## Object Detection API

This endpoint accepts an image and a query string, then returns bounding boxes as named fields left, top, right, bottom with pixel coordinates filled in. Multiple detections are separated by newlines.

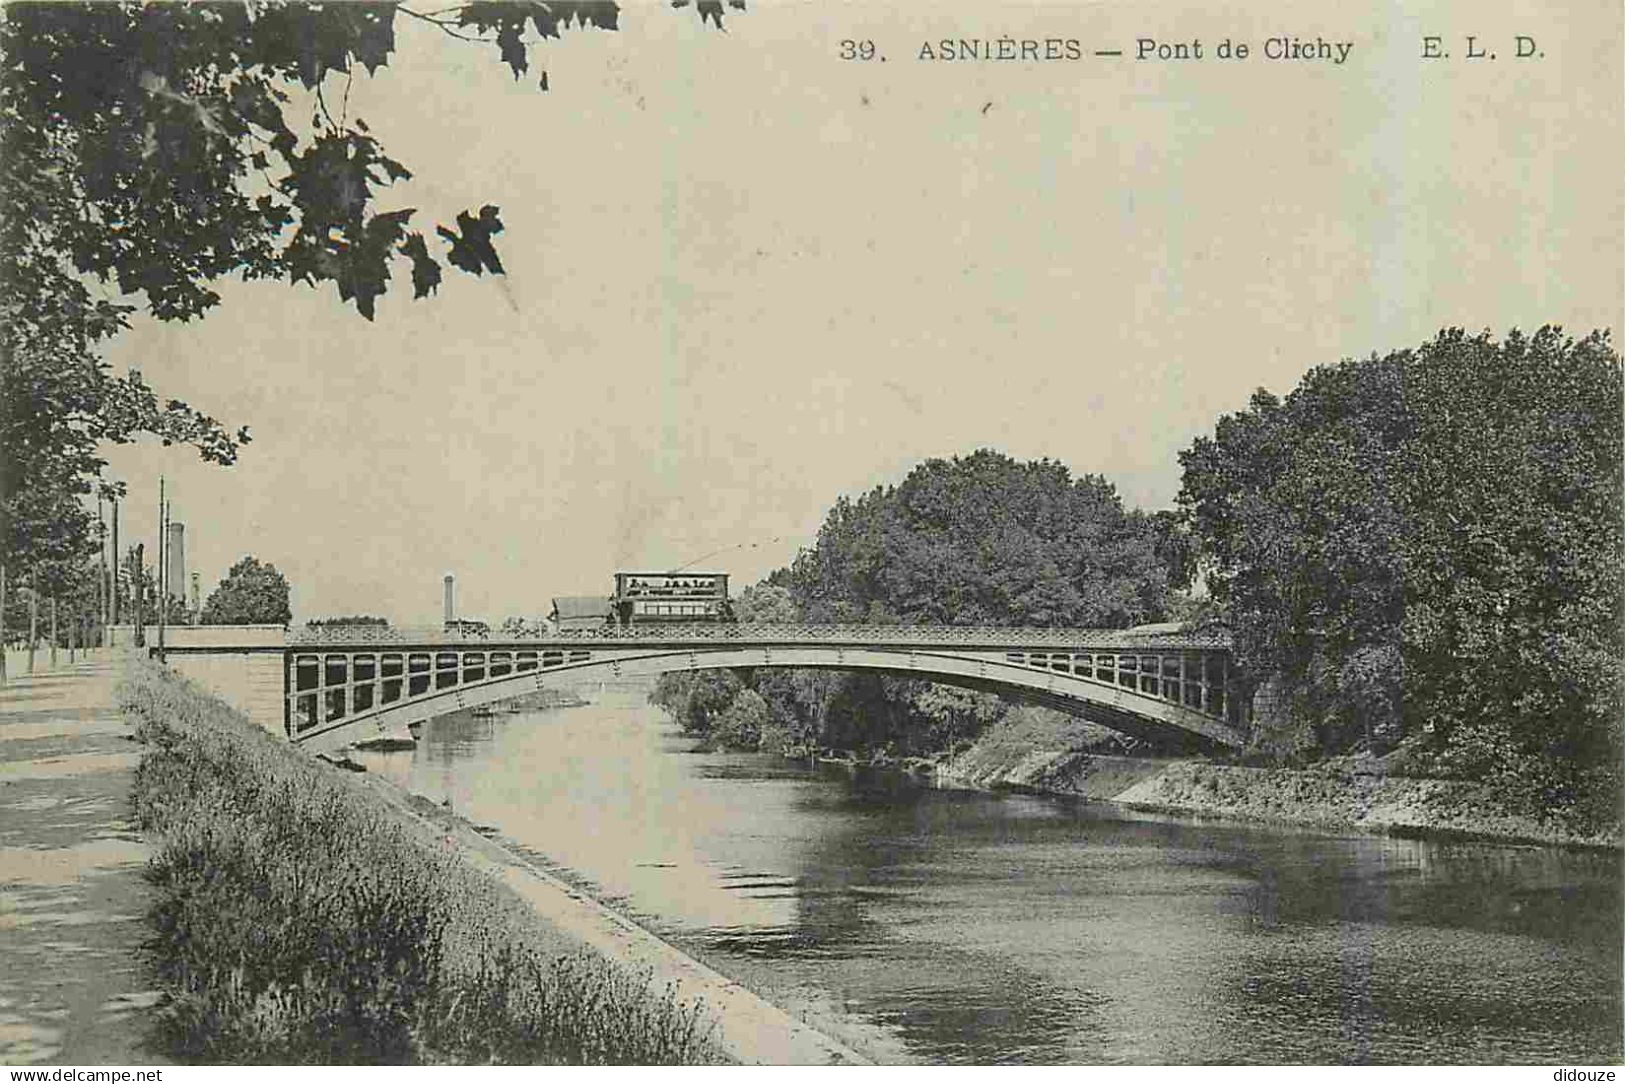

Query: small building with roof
left=549, top=595, right=611, bottom=632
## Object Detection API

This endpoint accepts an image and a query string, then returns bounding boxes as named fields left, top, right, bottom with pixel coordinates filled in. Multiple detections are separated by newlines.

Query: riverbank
left=119, top=660, right=863, bottom=1064
left=936, top=709, right=1621, bottom=850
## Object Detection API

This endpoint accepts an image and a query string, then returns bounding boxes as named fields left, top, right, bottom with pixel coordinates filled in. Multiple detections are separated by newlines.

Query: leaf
left=673, top=0, right=745, bottom=27
left=399, top=233, right=443, bottom=299
left=496, top=20, right=527, bottom=77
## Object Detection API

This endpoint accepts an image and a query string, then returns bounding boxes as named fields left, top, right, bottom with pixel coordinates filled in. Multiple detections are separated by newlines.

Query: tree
left=1, top=1, right=742, bottom=584
left=306, top=614, right=389, bottom=627
left=732, top=582, right=797, bottom=623
left=1178, top=327, right=1621, bottom=827
left=788, top=449, right=1170, bottom=627
left=201, top=556, right=292, bottom=625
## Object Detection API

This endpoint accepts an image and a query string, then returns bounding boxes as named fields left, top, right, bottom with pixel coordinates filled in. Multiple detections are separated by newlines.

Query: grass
left=120, top=659, right=727, bottom=1065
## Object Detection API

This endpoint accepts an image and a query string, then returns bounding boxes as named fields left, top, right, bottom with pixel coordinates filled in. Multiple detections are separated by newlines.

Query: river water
left=356, top=690, right=1623, bottom=1064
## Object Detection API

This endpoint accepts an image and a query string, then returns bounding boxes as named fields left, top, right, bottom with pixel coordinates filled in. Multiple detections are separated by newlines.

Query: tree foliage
left=1179, top=327, right=1622, bottom=825
left=788, top=449, right=1170, bottom=627
left=201, top=555, right=292, bottom=625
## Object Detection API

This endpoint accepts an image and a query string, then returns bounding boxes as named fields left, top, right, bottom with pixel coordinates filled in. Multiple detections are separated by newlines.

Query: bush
left=122, top=660, right=726, bottom=1065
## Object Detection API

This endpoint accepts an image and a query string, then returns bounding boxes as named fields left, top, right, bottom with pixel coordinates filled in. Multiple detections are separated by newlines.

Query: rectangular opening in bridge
left=353, top=684, right=374, bottom=712
left=490, top=652, right=512, bottom=677
left=325, top=655, right=347, bottom=688
left=1093, top=653, right=1113, bottom=682
left=435, top=652, right=459, bottom=689
left=1162, top=656, right=1181, bottom=700
left=462, top=652, right=485, bottom=683
left=1184, top=654, right=1203, bottom=708
left=1117, top=655, right=1137, bottom=688
left=568, top=651, right=589, bottom=663
left=516, top=651, right=537, bottom=672
left=295, top=655, right=319, bottom=692
left=1140, top=656, right=1159, bottom=695
left=1050, top=656, right=1071, bottom=673
left=1075, top=653, right=1094, bottom=678
left=542, top=651, right=563, bottom=668
left=381, top=654, right=404, bottom=703
left=408, top=653, right=431, bottom=697
left=354, top=654, right=376, bottom=683
left=294, top=693, right=318, bottom=732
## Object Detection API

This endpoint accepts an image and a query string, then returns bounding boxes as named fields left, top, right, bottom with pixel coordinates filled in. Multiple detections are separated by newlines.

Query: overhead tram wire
left=666, top=534, right=792, bottom=575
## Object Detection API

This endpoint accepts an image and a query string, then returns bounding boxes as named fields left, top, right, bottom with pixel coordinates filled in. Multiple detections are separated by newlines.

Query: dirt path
left=0, top=654, right=162, bottom=1066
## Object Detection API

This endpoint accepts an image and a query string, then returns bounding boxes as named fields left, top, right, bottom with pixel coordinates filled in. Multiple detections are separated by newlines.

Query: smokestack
left=443, top=574, right=455, bottom=625
left=165, top=521, right=186, bottom=601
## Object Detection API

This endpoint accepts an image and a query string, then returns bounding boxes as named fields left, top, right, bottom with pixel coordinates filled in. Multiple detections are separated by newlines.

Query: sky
left=96, top=0, right=1623, bottom=624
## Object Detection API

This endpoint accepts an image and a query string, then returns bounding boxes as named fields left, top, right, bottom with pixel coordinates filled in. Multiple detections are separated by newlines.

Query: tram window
left=490, top=652, right=512, bottom=677
left=295, top=656, right=320, bottom=692
left=325, top=688, right=346, bottom=721
left=463, top=652, right=486, bottom=683
left=325, top=655, right=347, bottom=687
left=295, top=694, right=318, bottom=732
left=542, top=651, right=563, bottom=668
left=353, top=685, right=375, bottom=712
left=517, top=652, right=538, bottom=672
left=436, top=652, right=459, bottom=689
left=354, top=654, right=377, bottom=682
left=381, top=654, right=404, bottom=679
left=382, top=679, right=403, bottom=704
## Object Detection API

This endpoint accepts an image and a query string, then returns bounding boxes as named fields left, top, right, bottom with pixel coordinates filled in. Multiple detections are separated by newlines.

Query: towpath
left=0, top=653, right=161, bottom=1066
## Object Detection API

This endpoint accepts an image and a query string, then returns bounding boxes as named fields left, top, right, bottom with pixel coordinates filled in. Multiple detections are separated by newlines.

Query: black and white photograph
left=1, top=0, right=1620, bottom=1071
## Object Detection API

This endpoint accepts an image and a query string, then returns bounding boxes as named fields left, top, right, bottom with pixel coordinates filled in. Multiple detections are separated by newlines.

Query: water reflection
left=357, top=697, right=1622, bottom=1065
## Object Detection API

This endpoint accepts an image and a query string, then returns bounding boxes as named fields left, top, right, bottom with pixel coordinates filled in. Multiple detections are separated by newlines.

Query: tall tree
left=789, top=449, right=1170, bottom=628
left=1178, top=327, right=1622, bottom=826
left=201, top=555, right=292, bottom=625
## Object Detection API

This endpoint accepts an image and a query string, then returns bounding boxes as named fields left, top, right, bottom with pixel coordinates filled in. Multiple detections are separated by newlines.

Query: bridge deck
left=282, top=622, right=1229, bottom=650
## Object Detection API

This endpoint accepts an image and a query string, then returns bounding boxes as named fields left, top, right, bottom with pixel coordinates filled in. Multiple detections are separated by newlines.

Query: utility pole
left=49, top=596, right=57, bottom=669
left=1, top=563, right=7, bottom=686
left=133, top=543, right=145, bottom=649
left=110, top=496, right=120, bottom=645
left=157, top=478, right=166, bottom=663
left=28, top=570, right=37, bottom=673
left=97, top=498, right=106, bottom=650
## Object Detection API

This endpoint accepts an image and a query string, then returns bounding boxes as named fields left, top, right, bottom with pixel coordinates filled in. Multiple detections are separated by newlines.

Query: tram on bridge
left=611, top=571, right=732, bottom=627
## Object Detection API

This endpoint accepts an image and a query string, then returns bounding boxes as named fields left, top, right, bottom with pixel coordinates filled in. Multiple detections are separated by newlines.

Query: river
left=355, top=689, right=1623, bottom=1065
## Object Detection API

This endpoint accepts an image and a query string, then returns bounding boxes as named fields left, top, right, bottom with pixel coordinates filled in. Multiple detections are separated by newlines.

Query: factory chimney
left=443, top=574, right=455, bottom=625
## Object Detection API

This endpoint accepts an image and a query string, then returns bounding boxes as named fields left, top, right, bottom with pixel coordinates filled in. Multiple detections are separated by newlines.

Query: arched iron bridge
left=249, top=623, right=1248, bottom=753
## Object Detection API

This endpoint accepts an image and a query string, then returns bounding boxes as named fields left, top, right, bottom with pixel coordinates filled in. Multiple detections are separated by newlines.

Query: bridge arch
left=285, top=635, right=1246, bottom=754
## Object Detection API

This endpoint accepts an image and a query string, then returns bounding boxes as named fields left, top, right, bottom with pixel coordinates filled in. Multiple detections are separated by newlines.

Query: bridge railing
left=286, top=622, right=1229, bottom=650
